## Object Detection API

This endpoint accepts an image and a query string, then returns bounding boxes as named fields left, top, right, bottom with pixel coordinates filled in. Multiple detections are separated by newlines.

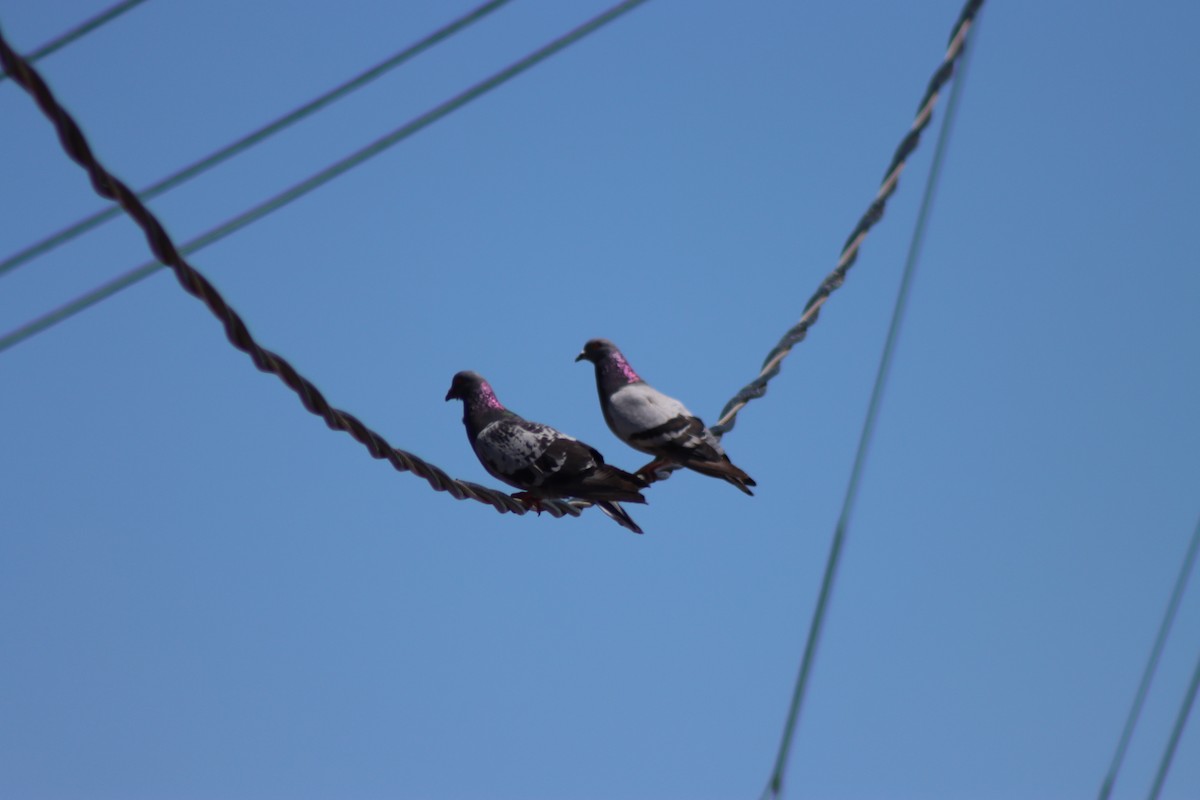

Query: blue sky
left=2, top=1, right=1199, bottom=798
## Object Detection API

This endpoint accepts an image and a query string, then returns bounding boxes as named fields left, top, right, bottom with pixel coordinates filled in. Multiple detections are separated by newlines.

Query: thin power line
left=1147, top=640, right=1200, bottom=800
left=0, top=1, right=650, bottom=522
left=0, top=0, right=513, bottom=279
left=0, top=0, right=149, bottom=84
left=0, top=0, right=650, bottom=354
left=711, top=0, right=983, bottom=439
left=760, top=7, right=980, bottom=798
left=1099, top=515, right=1200, bottom=800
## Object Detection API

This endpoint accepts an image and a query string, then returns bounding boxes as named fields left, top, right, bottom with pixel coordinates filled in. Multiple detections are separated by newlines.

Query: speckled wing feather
left=447, top=370, right=647, bottom=532
left=475, top=417, right=644, bottom=503
left=473, top=417, right=573, bottom=489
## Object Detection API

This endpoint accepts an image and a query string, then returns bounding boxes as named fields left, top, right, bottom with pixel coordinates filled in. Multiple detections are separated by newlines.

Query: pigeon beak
left=574, top=351, right=587, bottom=363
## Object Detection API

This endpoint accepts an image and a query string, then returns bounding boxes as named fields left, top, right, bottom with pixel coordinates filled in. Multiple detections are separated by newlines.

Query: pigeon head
left=575, top=338, right=619, bottom=364
left=446, top=371, right=506, bottom=443
left=445, top=371, right=502, bottom=408
left=576, top=338, right=641, bottom=387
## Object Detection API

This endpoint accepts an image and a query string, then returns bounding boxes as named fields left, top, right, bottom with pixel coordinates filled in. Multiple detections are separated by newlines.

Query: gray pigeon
left=445, top=370, right=647, bottom=534
left=576, top=339, right=756, bottom=496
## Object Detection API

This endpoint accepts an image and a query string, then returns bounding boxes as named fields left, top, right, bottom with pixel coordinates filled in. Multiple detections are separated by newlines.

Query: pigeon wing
left=609, top=383, right=724, bottom=460
left=473, top=418, right=573, bottom=490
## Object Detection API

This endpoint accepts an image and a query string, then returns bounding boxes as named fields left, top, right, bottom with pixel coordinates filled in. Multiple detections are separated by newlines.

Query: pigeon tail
left=574, top=463, right=648, bottom=504
left=683, top=457, right=756, bottom=496
left=595, top=501, right=644, bottom=534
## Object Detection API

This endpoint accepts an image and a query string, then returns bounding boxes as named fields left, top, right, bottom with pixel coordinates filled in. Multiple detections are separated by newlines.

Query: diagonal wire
left=636, top=0, right=980, bottom=493
left=1146, top=638, right=1200, bottom=800
left=0, top=1, right=653, bottom=522
left=1098, top=515, right=1200, bottom=800
left=0, top=0, right=650, bottom=355
left=760, top=6, right=980, bottom=798
left=0, top=0, right=149, bottom=84
left=0, top=0, right=512, bottom=279
left=711, top=0, right=984, bottom=439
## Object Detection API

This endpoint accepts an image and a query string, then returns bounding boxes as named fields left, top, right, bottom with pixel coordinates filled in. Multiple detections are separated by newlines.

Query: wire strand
left=0, top=0, right=513, bottom=279
left=0, top=0, right=148, bottom=84
left=760, top=5, right=980, bottom=797
left=711, top=0, right=983, bottom=439
left=1146, top=638, right=1200, bottom=800
left=0, top=2, right=653, bottom=523
left=0, top=0, right=650, bottom=355
left=1099, top=515, right=1200, bottom=800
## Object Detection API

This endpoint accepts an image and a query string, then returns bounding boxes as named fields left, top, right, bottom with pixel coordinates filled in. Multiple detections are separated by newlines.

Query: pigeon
left=445, top=370, right=647, bottom=534
left=576, top=338, right=756, bottom=496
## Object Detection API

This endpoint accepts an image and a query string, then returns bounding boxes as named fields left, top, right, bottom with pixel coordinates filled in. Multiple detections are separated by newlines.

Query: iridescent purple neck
left=472, top=381, right=505, bottom=411
left=612, top=351, right=641, bottom=382
left=602, top=351, right=642, bottom=386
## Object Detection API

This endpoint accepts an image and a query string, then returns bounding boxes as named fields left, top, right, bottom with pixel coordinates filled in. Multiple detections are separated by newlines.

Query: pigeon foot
left=512, top=491, right=545, bottom=514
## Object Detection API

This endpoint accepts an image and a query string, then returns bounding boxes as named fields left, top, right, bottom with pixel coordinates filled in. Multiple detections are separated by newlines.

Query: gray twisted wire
left=754, top=4, right=981, bottom=797
left=710, top=0, right=983, bottom=437
left=0, top=25, right=586, bottom=523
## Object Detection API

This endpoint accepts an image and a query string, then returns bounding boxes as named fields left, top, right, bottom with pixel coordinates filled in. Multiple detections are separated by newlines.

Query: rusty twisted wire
left=710, top=0, right=983, bottom=437
left=0, top=0, right=148, bottom=84
left=0, top=25, right=585, bottom=522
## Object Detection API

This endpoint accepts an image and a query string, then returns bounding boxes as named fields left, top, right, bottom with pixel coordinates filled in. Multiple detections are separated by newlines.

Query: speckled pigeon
left=576, top=339, right=756, bottom=496
left=445, top=370, right=647, bottom=534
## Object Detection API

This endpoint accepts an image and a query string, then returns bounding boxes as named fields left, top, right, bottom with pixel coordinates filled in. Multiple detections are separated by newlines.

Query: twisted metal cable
left=0, top=0, right=513, bottom=279
left=710, top=0, right=984, bottom=437
left=626, top=0, right=985, bottom=491
left=760, top=3, right=981, bottom=797
left=0, top=0, right=149, bottom=84
left=0, top=22, right=595, bottom=523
